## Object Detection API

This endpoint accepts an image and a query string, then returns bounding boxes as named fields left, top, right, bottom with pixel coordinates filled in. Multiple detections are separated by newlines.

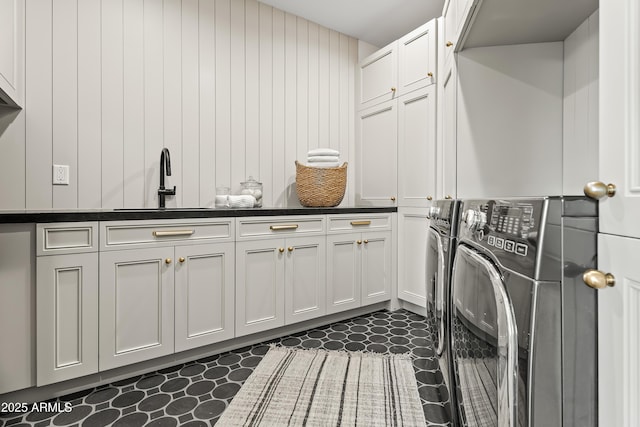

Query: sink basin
left=114, top=207, right=213, bottom=211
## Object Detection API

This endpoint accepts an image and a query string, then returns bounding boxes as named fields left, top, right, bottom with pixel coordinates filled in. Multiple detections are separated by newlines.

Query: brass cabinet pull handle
left=583, top=182, right=616, bottom=200
left=445, top=195, right=452, bottom=199
left=364, top=239, right=369, bottom=244
left=165, top=258, right=172, bottom=264
left=357, top=240, right=362, bottom=245
left=583, top=269, right=615, bottom=289
left=391, top=87, right=396, bottom=92
left=288, top=247, right=294, bottom=252
left=391, top=197, right=396, bottom=201
left=179, top=257, right=185, bottom=263
left=270, top=224, right=299, bottom=231
left=279, top=248, right=285, bottom=253
left=446, top=41, right=453, bottom=47
left=153, top=230, right=195, bottom=237
left=351, top=220, right=371, bottom=226
left=428, top=72, right=433, bottom=77
left=427, top=196, right=433, bottom=200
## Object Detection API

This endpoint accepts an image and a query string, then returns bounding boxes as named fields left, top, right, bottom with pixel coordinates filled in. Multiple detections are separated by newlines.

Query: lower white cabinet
left=236, top=235, right=326, bottom=337
left=397, top=208, right=429, bottom=307
left=327, top=231, right=392, bottom=313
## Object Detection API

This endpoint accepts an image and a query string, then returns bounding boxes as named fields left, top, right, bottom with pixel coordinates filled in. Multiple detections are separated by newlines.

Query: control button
left=478, top=230, right=485, bottom=241
left=495, top=238, right=504, bottom=249
left=505, top=240, right=515, bottom=252
left=487, top=235, right=496, bottom=246
left=516, top=243, right=528, bottom=256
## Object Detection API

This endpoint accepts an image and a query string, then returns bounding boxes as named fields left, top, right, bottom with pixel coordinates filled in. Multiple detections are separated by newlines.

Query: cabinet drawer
left=37, top=222, right=98, bottom=256
left=101, top=218, right=233, bottom=250
left=327, top=214, right=392, bottom=233
left=236, top=216, right=325, bottom=240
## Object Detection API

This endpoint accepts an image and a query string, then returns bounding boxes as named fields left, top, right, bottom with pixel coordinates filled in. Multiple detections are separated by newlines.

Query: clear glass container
left=240, top=176, right=263, bottom=207
left=215, top=186, right=230, bottom=208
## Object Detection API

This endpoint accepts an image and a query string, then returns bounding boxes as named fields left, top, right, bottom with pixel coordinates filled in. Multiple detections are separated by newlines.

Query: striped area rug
left=218, top=346, right=426, bottom=426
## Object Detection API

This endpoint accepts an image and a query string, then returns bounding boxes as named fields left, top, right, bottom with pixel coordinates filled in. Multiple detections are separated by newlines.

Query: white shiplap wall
left=7, top=0, right=357, bottom=210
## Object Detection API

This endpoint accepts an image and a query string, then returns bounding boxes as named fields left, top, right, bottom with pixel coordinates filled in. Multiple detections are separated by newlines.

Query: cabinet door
left=398, top=19, right=437, bottom=95
left=443, top=0, right=457, bottom=62
left=398, top=86, right=437, bottom=207
left=326, top=234, right=362, bottom=314
left=175, top=242, right=234, bottom=352
left=357, top=100, right=398, bottom=206
left=438, top=57, right=457, bottom=200
left=361, top=231, right=392, bottom=305
left=284, top=236, right=326, bottom=325
left=358, top=41, right=397, bottom=110
left=36, top=253, right=98, bottom=386
left=99, top=247, right=174, bottom=371
left=0, top=0, right=23, bottom=107
left=236, top=239, right=285, bottom=337
left=397, top=209, right=428, bottom=307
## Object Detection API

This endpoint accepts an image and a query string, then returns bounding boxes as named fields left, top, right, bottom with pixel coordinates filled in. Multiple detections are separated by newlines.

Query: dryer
left=450, top=197, right=598, bottom=427
left=426, top=199, right=460, bottom=424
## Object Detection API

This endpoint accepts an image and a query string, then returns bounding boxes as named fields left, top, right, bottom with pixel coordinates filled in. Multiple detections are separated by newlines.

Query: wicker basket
left=295, top=161, right=347, bottom=207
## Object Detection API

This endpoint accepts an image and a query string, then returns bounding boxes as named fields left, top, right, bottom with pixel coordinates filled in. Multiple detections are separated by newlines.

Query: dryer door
left=451, top=245, right=518, bottom=427
left=426, top=227, right=447, bottom=355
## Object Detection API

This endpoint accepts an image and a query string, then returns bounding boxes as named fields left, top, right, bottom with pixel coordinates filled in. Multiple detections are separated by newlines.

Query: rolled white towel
left=306, top=161, right=341, bottom=168
left=228, top=194, right=255, bottom=208
left=308, top=148, right=339, bottom=157
left=307, top=155, right=340, bottom=163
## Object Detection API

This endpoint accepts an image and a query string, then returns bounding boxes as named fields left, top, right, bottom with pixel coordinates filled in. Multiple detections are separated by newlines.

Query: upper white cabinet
left=442, top=0, right=480, bottom=57
left=358, top=41, right=398, bottom=110
left=438, top=55, right=457, bottom=200
left=398, top=20, right=437, bottom=96
left=0, top=0, right=24, bottom=108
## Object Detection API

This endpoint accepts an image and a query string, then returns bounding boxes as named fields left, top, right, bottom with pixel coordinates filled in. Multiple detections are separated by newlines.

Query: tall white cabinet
left=0, top=0, right=23, bottom=108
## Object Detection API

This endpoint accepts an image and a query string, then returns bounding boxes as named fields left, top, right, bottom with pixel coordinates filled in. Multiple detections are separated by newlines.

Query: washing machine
left=425, top=199, right=460, bottom=424
left=450, top=197, right=598, bottom=427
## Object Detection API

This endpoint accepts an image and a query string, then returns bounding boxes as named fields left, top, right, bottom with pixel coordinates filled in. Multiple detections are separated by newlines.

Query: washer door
left=426, top=227, right=446, bottom=355
left=451, top=245, right=518, bottom=427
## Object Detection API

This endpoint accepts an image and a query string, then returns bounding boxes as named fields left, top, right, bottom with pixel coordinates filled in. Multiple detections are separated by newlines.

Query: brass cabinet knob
left=583, top=269, right=615, bottom=289
left=428, top=72, right=434, bottom=77
left=279, top=248, right=285, bottom=253
left=357, top=240, right=362, bottom=245
left=427, top=196, right=433, bottom=200
left=165, top=258, right=172, bottom=264
left=391, top=87, right=396, bottom=92
left=584, top=181, right=616, bottom=200
left=446, top=41, right=453, bottom=47
left=364, top=239, right=369, bottom=244
left=391, top=196, right=396, bottom=201
left=445, top=195, right=452, bottom=199
left=179, top=257, right=185, bottom=263
left=288, top=247, right=294, bottom=252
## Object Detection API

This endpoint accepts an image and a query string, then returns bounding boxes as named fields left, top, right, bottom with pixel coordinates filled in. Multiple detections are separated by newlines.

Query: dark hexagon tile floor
left=0, top=309, right=451, bottom=427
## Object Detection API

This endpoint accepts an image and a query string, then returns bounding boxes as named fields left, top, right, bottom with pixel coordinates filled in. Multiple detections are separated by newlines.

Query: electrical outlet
left=53, top=165, right=69, bottom=185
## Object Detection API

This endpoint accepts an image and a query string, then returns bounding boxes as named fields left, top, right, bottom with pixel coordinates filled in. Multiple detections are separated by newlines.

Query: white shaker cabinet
left=356, top=100, right=398, bottom=206
left=284, top=236, right=326, bottom=325
left=360, top=231, right=392, bottom=305
left=326, top=234, right=362, bottom=314
left=397, top=208, right=429, bottom=307
left=36, top=222, right=99, bottom=386
left=438, top=56, right=458, bottom=200
left=0, top=0, right=23, bottom=108
left=397, top=86, right=437, bottom=207
left=358, top=41, right=398, bottom=110
left=398, top=19, right=437, bottom=96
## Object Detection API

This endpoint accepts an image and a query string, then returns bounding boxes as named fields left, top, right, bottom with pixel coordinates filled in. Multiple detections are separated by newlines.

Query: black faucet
left=158, top=148, right=176, bottom=208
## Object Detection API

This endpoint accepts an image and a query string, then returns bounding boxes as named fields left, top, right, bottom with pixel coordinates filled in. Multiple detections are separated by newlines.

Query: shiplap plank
left=245, top=0, right=260, bottom=183
left=284, top=13, right=297, bottom=205
left=230, top=0, right=245, bottom=194
left=308, top=22, right=319, bottom=151
left=215, top=0, right=231, bottom=191
left=199, top=0, right=216, bottom=207
left=77, top=0, right=102, bottom=209
left=259, top=3, right=273, bottom=207
left=339, top=33, right=349, bottom=170
left=52, top=0, right=78, bottom=209
left=182, top=0, right=200, bottom=206
left=328, top=30, right=340, bottom=152
left=272, top=8, right=286, bottom=206
left=25, top=0, right=53, bottom=209
left=318, top=25, right=330, bottom=150
left=163, top=0, right=182, bottom=208
left=101, top=0, right=124, bottom=209
left=143, top=0, right=164, bottom=207
left=123, top=0, right=145, bottom=208
left=296, top=17, right=309, bottom=164
left=348, top=37, right=357, bottom=204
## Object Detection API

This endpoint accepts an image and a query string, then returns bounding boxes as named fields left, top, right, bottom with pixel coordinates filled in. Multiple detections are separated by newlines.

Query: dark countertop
left=0, top=206, right=397, bottom=224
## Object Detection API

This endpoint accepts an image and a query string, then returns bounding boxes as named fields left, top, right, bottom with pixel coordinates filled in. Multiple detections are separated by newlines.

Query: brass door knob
left=364, top=239, right=369, bottom=244
left=584, top=181, right=616, bottom=200
left=357, top=240, right=362, bottom=245
left=288, top=247, right=294, bottom=252
left=427, top=196, right=433, bottom=201
left=428, top=72, right=434, bottom=78
left=279, top=248, right=285, bottom=253
left=165, top=258, right=172, bottom=264
left=391, top=87, right=396, bottom=92
left=445, top=195, right=452, bottom=199
left=391, top=196, right=396, bottom=201
left=179, top=257, right=185, bottom=263
left=583, top=269, right=615, bottom=289
left=446, top=41, right=453, bottom=47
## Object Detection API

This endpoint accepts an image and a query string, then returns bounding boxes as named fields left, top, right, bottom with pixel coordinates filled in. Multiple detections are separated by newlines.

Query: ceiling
left=257, top=0, right=445, bottom=48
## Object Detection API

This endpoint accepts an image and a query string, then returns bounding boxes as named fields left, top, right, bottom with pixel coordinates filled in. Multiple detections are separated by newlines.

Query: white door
left=439, top=56, right=457, bottom=200
left=598, top=1, right=640, bottom=425
left=174, top=242, right=234, bottom=352
left=358, top=41, right=397, bottom=110
left=284, top=236, right=326, bottom=325
left=99, top=247, right=174, bottom=371
left=361, top=231, right=392, bottom=305
left=357, top=100, right=398, bottom=206
left=397, top=86, right=437, bottom=207
left=398, top=19, right=436, bottom=95
left=235, top=239, right=285, bottom=337
left=397, top=208, right=428, bottom=307
left=326, top=234, right=361, bottom=314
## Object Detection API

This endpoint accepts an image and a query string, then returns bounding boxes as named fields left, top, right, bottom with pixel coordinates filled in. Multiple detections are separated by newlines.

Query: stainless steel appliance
left=450, top=197, right=597, bottom=427
left=426, top=199, right=460, bottom=424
